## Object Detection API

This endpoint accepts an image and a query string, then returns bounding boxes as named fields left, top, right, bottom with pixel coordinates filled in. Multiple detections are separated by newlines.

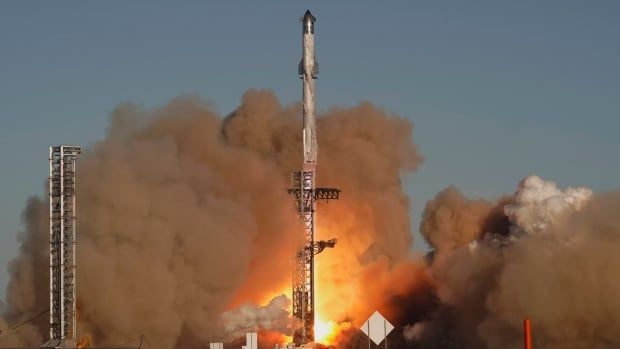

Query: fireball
left=314, top=315, right=338, bottom=344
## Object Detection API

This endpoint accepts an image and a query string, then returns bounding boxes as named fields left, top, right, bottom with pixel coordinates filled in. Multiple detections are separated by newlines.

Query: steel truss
left=289, top=170, right=339, bottom=345
left=44, top=146, right=82, bottom=349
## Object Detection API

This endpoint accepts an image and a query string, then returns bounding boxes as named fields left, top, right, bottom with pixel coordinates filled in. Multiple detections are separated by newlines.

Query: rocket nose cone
left=301, top=10, right=316, bottom=34
left=303, top=10, right=316, bottom=23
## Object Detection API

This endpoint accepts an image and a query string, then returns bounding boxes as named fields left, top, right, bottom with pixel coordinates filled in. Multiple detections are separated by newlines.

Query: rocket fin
left=312, top=59, right=319, bottom=78
left=298, top=60, right=303, bottom=76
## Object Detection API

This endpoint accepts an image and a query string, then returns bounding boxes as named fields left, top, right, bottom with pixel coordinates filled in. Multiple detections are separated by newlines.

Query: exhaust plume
left=2, top=85, right=617, bottom=349
left=414, top=176, right=620, bottom=349
left=0, top=89, right=422, bottom=348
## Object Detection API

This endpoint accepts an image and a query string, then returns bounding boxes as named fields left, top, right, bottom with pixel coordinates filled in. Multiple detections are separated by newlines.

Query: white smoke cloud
left=504, top=175, right=593, bottom=235
left=220, top=295, right=291, bottom=339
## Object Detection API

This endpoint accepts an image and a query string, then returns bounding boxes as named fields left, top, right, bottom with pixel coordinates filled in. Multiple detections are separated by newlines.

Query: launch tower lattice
left=288, top=173, right=339, bottom=345
left=44, top=145, right=82, bottom=348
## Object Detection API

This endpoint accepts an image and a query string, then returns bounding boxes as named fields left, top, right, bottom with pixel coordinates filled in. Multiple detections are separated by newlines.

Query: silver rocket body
left=299, top=10, right=318, bottom=166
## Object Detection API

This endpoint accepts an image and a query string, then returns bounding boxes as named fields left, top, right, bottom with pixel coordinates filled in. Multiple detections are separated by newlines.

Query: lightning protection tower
left=43, top=145, right=82, bottom=349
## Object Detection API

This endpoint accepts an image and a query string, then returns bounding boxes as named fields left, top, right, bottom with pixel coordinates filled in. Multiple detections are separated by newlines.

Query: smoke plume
left=221, top=295, right=291, bottom=340
left=0, top=89, right=422, bottom=348
left=420, top=186, right=511, bottom=252
left=413, top=176, right=620, bottom=349
left=4, top=86, right=617, bottom=349
left=504, top=175, right=593, bottom=235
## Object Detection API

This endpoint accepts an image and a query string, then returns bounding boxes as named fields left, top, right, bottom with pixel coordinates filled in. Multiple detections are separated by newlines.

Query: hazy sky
left=1, top=1, right=619, bottom=296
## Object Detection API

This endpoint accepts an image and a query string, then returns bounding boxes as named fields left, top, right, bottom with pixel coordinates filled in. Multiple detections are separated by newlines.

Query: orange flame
left=314, top=315, right=352, bottom=345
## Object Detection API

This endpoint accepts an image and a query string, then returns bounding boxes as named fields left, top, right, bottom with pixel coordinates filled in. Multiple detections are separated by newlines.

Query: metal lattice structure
left=44, top=145, right=82, bottom=348
left=289, top=10, right=340, bottom=346
left=289, top=172, right=339, bottom=345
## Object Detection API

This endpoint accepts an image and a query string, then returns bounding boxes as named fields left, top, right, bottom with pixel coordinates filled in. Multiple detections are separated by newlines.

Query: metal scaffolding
left=289, top=171, right=339, bottom=345
left=44, top=145, right=82, bottom=349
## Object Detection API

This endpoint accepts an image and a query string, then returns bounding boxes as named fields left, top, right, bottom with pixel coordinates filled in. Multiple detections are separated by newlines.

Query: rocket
left=290, top=10, right=340, bottom=345
left=299, top=10, right=318, bottom=166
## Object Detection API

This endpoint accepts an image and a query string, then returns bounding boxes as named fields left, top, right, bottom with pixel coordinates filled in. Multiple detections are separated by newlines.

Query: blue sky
left=1, top=1, right=619, bottom=296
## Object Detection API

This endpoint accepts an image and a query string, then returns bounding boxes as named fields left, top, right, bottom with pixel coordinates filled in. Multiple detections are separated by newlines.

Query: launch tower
left=44, top=145, right=82, bottom=348
left=288, top=10, right=340, bottom=345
